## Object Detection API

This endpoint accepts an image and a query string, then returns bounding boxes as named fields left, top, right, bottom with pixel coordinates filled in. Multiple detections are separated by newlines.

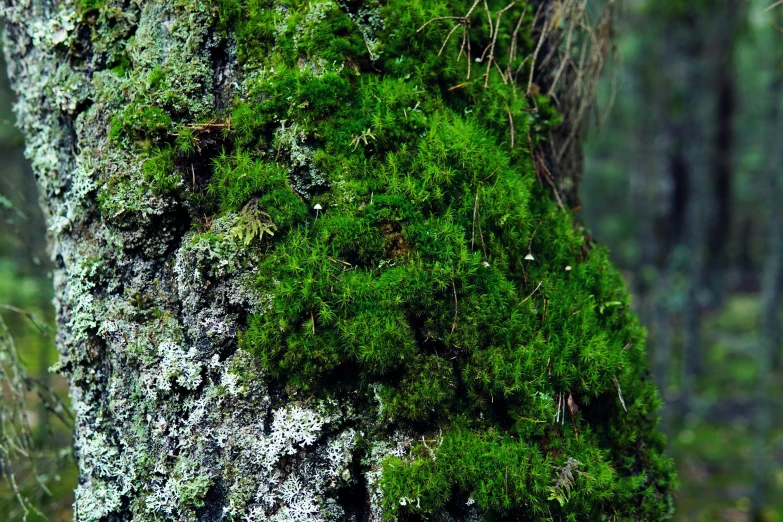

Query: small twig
left=506, top=104, right=515, bottom=149
left=526, top=3, right=548, bottom=94
left=479, top=166, right=502, bottom=183
left=527, top=218, right=541, bottom=255
left=466, top=27, right=473, bottom=79
left=480, top=0, right=518, bottom=87
left=469, top=185, right=488, bottom=259
left=477, top=214, right=487, bottom=260
left=517, top=416, right=546, bottom=423
left=448, top=82, right=472, bottom=91
left=520, top=281, right=542, bottom=304
left=765, top=0, right=783, bottom=12
left=327, top=256, right=353, bottom=267
left=451, top=281, right=459, bottom=334
left=535, top=151, right=566, bottom=211
left=0, top=304, right=50, bottom=337
left=438, top=23, right=463, bottom=56
left=483, top=0, right=494, bottom=39
left=506, top=7, right=528, bottom=80
left=556, top=393, right=562, bottom=423
left=180, top=120, right=231, bottom=130
left=493, top=59, right=508, bottom=84
left=361, top=31, right=376, bottom=61
left=613, top=376, right=627, bottom=412
left=471, top=190, right=480, bottom=251
left=547, top=16, right=577, bottom=95
left=457, top=25, right=468, bottom=62
left=417, top=15, right=466, bottom=32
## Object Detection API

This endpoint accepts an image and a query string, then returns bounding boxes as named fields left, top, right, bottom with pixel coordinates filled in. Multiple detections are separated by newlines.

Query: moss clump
left=84, top=0, right=675, bottom=517
left=75, top=0, right=107, bottom=13
left=109, top=104, right=173, bottom=145
left=141, top=146, right=181, bottom=196
left=208, top=0, right=675, bottom=518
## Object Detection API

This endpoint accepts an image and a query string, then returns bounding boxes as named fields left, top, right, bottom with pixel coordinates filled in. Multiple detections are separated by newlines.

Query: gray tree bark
left=4, top=2, right=377, bottom=520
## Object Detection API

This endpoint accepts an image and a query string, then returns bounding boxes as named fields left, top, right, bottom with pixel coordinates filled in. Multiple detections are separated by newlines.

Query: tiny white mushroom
left=524, top=253, right=535, bottom=261
left=565, top=265, right=572, bottom=271
left=482, top=261, right=490, bottom=267
left=313, top=204, right=322, bottom=210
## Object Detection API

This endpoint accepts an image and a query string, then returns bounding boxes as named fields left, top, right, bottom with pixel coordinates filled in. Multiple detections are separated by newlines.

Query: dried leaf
left=567, top=392, right=579, bottom=417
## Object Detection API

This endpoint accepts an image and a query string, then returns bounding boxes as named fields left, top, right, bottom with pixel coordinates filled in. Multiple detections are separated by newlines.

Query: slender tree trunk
left=629, top=28, right=658, bottom=328
left=751, top=9, right=783, bottom=519
left=652, top=23, right=689, bottom=416
left=644, top=25, right=673, bottom=405
left=705, top=0, right=741, bottom=309
left=679, top=6, right=712, bottom=412
left=751, top=161, right=782, bottom=519
left=2, top=1, right=675, bottom=520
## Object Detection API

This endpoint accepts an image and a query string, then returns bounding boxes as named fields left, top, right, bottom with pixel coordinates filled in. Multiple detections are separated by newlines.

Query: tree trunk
left=705, top=0, right=741, bottom=309
left=751, top=7, right=783, bottom=519
left=2, top=1, right=675, bottom=520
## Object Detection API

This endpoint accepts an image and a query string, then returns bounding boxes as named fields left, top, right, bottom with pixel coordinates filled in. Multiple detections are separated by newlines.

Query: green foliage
left=108, top=52, right=131, bottom=76
left=175, top=473, right=212, bottom=510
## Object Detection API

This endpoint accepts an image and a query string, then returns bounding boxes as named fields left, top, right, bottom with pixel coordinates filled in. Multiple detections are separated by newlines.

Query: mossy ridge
left=88, top=0, right=673, bottom=518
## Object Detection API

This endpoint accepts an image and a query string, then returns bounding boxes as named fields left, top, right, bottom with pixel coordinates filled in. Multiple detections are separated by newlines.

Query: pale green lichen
left=274, top=119, right=328, bottom=196
left=26, top=2, right=77, bottom=49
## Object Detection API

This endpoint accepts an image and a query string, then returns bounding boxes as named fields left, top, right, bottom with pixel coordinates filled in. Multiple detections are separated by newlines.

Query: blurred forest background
left=1, top=0, right=783, bottom=520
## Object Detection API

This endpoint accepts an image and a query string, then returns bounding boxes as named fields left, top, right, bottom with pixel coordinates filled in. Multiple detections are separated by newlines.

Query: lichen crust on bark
left=2, top=0, right=675, bottom=520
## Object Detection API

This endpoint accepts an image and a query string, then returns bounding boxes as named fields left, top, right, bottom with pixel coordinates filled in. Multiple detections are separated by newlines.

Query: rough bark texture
left=2, top=0, right=674, bottom=520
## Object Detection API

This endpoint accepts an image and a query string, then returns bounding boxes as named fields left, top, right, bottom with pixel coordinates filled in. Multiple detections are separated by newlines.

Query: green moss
left=76, top=0, right=107, bottom=13
left=173, top=126, right=197, bottom=155
left=201, top=0, right=676, bottom=517
left=207, top=149, right=309, bottom=224
left=142, top=146, right=181, bottom=196
left=109, top=104, right=173, bottom=145
left=377, top=423, right=657, bottom=518
left=108, top=53, right=131, bottom=76
left=147, top=66, right=166, bottom=91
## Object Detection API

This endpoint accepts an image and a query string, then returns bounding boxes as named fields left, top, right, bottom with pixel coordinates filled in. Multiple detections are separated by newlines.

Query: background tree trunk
left=750, top=7, right=783, bottom=519
left=2, top=0, right=675, bottom=520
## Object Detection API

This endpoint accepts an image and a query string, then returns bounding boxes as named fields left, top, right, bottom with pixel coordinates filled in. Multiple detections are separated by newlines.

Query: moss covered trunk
left=2, top=0, right=674, bottom=520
